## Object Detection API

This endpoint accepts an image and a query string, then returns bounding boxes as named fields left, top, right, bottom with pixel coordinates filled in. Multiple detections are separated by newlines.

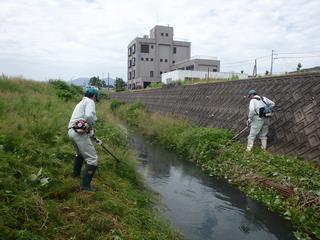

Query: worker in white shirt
left=247, top=89, right=275, bottom=152
left=68, top=87, right=99, bottom=191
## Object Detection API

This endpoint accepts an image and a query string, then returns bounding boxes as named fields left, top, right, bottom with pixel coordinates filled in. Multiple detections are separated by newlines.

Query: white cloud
left=0, top=0, right=319, bottom=80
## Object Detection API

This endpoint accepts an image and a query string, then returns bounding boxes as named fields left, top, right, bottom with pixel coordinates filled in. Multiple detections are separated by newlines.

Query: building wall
left=172, top=41, right=191, bottom=64
left=170, top=58, right=220, bottom=72
left=161, top=70, right=248, bottom=84
left=111, top=73, right=320, bottom=164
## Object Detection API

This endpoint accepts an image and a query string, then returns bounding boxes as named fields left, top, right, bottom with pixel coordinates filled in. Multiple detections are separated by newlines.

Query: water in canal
left=130, top=132, right=296, bottom=240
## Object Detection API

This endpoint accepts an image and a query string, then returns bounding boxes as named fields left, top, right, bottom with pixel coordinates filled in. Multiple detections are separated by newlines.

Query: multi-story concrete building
left=127, top=25, right=220, bottom=89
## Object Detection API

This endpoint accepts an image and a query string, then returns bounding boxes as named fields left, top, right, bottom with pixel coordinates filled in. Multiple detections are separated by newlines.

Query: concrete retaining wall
left=111, top=73, right=320, bottom=163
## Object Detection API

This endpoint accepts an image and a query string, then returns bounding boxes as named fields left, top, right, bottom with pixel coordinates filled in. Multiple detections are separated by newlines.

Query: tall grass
left=0, top=76, right=182, bottom=240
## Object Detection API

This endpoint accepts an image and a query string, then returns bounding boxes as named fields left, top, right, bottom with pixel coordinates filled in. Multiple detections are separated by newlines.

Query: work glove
left=95, top=137, right=103, bottom=145
left=246, top=119, right=252, bottom=127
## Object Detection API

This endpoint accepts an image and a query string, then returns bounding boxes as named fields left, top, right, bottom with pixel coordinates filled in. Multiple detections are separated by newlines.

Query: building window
left=150, top=58, right=153, bottom=61
left=173, top=47, right=176, bottom=54
left=128, top=48, right=131, bottom=56
left=133, top=70, right=135, bottom=79
left=165, top=33, right=168, bottom=36
left=186, top=65, right=194, bottom=70
left=141, top=44, right=149, bottom=53
left=150, top=71, right=153, bottom=77
left=172, top=60, right=175, bottom=64
left=128, top=59, right=132, bottom=68
left=141, top=57, right=144, bottom=61
left=146, top=58, right=149, bottom=61
left=165, top=59, right=167, bottom=62
left=161, top=33, right=164, bottom=36
left=160, top=59, right=163, bottom=62
left=129, top=72, right=131, bottom=80
left=151, top=45, right=154, bottom=49
left=132, top=44, right=136, bottom=54
left=132, top=57, right=135, bottom=66
left=213, top=68, right=217, bottom=72
left=160, top=71, right=162, bottom=75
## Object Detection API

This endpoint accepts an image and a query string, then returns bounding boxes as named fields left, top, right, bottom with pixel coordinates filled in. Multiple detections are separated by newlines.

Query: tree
left=101, top=80, right=107, bottom=88
left=89, top=76, right=103, bottom=89
left=115, top=78, right=126, bottom=92
left=297, top=62, right=302, bottom=71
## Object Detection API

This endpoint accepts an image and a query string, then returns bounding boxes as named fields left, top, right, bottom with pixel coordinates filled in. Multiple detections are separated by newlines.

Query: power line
left=223, top=62, right=255, bottom=67
left=277, top=51, right=320, bottom=55
left=275, top=55, right=320, bottom=59
left=222, top=55, right=270, bottom=66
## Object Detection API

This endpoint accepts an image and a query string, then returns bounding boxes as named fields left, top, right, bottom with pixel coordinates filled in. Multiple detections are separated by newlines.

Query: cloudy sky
left=1, top=0, right=320, bottom=81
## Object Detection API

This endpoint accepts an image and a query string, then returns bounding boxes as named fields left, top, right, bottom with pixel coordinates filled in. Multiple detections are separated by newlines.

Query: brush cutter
left=232, top=126, right=248, bottom=140
left=92, top=136, right=120, bottom=163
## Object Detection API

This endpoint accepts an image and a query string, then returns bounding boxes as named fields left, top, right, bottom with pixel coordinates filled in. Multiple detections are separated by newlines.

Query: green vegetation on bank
left=112, top=100, right=320, bottom=240
left=0, top=76, right=182, bottom=240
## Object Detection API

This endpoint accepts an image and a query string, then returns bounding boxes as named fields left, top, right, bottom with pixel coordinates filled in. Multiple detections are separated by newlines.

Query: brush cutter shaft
left=92, top=137, right=120, bottom=163
left=232, top=126, right=248, bottom=140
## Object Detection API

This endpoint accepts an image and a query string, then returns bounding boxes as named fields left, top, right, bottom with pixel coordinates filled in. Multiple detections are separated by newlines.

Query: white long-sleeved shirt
left=248, top=96, right=275, bottom=119
left=68, top=97, right=97, bottom=129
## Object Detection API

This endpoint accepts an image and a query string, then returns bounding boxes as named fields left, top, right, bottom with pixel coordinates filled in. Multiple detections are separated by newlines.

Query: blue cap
left=248, top=89, right=257, bottom=97
left=85, top=87, right=99, bottom=101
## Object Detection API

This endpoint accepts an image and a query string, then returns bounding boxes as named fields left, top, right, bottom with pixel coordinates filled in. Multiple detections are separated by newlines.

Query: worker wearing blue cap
left=247, top=89, right=275, bottom=151
left=68, top=87, right=99, bottom=191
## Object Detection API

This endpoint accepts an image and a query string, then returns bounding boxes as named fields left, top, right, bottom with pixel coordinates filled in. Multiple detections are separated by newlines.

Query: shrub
left=110, top=99, right=125, bottom=112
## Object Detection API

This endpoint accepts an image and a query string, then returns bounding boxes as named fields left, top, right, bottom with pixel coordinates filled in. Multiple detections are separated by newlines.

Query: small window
left=160, top=59, right=163, bottom=62
left=172, top=60, right=175, bottom=64
left=132, top=57, right=135, bottom=66
left=165, top=33, right=168, bottom=37
left=141, top=44, right=149, bottom=53
left=150, top=58, right=153, bottom=61
left=132, top=44, right=136, bottom=54
left=151, top=45, right=154, bottom=49
left=133, top=70, right=135, bottom=79
left=141, top=57, right=144, bottom=61
left=173, top=47, right=176, bottom=54
left=128, top=48, right=131, bottom=56
left=150, top=71, right=154, bottom=77
left=160, top=71, right=163, bottom=75
left=165, top=59, right=167, bottom=62
left=146, top=58, right=149, bottom=61
left=161, top=33, right=164, bottom=36
left=129, top=72, right=131, bottom=80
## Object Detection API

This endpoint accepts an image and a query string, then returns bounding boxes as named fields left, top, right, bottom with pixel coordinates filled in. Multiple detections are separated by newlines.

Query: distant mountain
left=69, top=77, right=116, bottom=87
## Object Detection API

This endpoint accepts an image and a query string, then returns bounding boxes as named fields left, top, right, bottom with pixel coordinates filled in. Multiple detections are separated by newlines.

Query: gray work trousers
left=68, top=129, right=98, bottom=166
left=248, top=116, right=269, bottom=141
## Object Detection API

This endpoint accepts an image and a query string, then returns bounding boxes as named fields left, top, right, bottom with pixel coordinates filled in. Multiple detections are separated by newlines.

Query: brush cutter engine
left=73, top=120, right=90, bottom=134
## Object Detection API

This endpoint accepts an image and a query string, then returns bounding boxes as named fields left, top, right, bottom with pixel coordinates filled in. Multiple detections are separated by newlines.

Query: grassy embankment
left=0, top=76, right=183, bottom=240
left=111, top=100, right=320, bottom=240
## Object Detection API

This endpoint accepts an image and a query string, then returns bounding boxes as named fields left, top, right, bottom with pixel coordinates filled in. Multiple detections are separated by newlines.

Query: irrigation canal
left=129, top=131, right=296, bottom=240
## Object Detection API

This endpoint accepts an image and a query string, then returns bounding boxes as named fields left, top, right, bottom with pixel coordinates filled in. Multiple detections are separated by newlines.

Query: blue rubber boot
left=73, top=155, right=84, bottom=178
left=80, top=164, right=97, bottom=192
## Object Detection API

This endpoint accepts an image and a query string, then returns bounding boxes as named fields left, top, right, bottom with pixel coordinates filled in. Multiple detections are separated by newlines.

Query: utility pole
left=107, top=72, right=109, bottom=91
left=270, top=50, right=274, bottom=75
left=252, top=59, right=257, bottom=77
left=102, top=72, right=104, bottom=88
